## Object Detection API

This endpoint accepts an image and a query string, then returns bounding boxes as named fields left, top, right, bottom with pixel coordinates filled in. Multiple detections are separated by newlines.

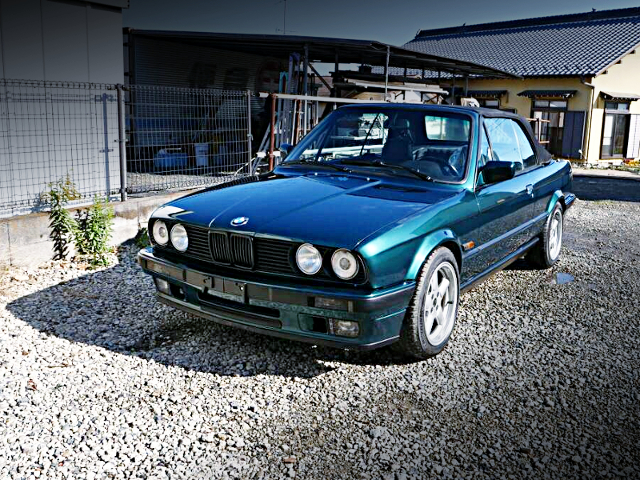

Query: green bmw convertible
left=138, top=104, right=574, bottom=359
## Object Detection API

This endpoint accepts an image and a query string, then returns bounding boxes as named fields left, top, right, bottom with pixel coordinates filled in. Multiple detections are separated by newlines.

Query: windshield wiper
left=341, top=159, right=433, bottom=182
left=283, top=160, right=351, bottom=173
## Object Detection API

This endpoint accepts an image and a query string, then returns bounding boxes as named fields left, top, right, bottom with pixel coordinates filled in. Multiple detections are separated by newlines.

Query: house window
left=601, top=102, right=631, bottom=158
left=531, top=99, right=568, bottom=157
left=478, top=98, right=500, bottom=109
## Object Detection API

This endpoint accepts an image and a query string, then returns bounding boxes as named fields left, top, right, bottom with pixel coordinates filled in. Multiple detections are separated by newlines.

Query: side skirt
left=460, top=237, right=539, bottom=294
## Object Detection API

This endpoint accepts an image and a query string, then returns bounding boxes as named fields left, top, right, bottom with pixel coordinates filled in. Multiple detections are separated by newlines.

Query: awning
left=126, top=29, right=520, bottom=79
left=467, top=90, right=507, bottom=99
left=600, top=90, right=640, bottom=101
left=518, top=90, right=577, bottom=99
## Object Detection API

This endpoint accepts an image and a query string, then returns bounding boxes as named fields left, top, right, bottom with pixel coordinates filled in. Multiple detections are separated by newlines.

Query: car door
left=467, top=117, right=537, bottom=277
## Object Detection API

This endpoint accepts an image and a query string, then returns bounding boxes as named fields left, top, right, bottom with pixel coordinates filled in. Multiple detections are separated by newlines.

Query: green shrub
left=42, top=176, right=80, bottom=260
left=74, top=197, right=114, bottom=267
left=134, top=227, right=150, bottom=248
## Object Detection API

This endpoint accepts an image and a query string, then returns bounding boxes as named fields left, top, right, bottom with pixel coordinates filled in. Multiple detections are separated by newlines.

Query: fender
left=406, top=229, right=461, bottom=281
left=546, top=189, right=566, bottom=214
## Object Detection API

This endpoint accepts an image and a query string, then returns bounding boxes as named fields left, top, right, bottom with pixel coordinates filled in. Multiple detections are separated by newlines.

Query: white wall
left=0, top=0, right=124, bottom=83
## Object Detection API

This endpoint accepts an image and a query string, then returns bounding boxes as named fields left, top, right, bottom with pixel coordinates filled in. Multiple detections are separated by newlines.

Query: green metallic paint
left=141, top=104, right=575, bottom=350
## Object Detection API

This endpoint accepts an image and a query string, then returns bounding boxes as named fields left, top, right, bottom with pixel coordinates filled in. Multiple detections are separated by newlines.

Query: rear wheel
left=394, top=247, right=460, bottom=359
left=528, top=202, right=563, bottom=269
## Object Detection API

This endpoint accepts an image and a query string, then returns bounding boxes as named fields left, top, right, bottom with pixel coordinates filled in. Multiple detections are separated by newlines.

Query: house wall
left=462, top=77, right=592, bottom=118
left=462, top=76, right=593, bottom=160
left=589, top=50, right=640, bottom=162
left=461, top=58, right=640, bottom=163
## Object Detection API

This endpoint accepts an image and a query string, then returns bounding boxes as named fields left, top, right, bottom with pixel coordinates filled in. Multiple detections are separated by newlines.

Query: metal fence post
left=117, top=84, right=127, bottom=202
left=246, top=90, right=252, bottom=173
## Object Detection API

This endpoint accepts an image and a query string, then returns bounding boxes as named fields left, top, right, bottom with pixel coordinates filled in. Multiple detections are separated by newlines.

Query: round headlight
left=296, top=243, right=323, bottom=275
left=152, top=220, right=169, bottom=245
left=170, top=224, right=189, bottom=252
left=331, top=249, right=359, bottom=280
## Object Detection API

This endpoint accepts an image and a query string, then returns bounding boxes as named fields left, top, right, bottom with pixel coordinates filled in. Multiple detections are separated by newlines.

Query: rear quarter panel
left=528, top=159, right=573, bottom=230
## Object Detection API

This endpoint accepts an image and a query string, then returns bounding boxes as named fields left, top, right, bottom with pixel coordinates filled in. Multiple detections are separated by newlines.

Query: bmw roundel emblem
left=230, top=216, right=249, bottom=227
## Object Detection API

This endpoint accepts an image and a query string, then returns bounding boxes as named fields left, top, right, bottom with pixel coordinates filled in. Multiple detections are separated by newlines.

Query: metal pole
left=403, top=66, right=407, bottom=100
left=101, top=93, right=112, bottom=199
left=384, top=46, right=390, bottom=98
left=302, top=45, right=309, bottom=96
left=269, top=94, right=276, bottom=170
left=246, top=90, right=252, bottom=172
left=303, top=44, right=309, bottom=135
left=333, top=53, right=339, bottom=98
left=116, top=85, right=127, bottom=202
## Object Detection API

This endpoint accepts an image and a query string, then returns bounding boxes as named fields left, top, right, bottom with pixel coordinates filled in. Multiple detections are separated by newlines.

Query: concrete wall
left=0, top=190, right=193, bottom=268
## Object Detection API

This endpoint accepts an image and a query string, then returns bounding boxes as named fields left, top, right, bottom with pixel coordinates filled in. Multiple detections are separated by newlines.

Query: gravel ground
left=1, top=196, right=639, bottom=479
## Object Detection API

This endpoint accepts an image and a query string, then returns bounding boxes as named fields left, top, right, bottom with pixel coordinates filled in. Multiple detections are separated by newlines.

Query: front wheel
left=394, top=247, right=460, bottom=359
left=528, top=203, right=564, bottom=269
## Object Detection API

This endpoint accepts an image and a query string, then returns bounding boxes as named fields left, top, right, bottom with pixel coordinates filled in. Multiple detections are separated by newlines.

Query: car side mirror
left=279, top=143, right=293, bottom=159
left=480, top=161, right=517, bottom=184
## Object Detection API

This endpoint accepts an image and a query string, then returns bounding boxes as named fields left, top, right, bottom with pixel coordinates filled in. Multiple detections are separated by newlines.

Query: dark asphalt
left=573, top=175, right=640, bottom=202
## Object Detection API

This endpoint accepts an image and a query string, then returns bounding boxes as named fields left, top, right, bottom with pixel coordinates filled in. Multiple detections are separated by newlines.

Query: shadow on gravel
left=573, top=175, right=640, bottom=202
left=6, top=250, right=411, bottom=378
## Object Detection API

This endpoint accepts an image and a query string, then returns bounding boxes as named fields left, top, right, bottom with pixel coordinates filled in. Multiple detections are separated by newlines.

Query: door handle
left=526, top=184, right=534, bottom=196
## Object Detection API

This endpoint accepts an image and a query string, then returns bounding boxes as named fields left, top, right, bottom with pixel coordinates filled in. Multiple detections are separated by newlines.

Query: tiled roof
left=404, top=7, right=640, bottom=77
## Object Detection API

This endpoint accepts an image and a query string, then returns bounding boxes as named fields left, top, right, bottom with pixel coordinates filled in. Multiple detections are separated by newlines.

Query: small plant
left=42, top=176, right=80, bottom=260
left=74, top=196, right=114, bottom=267
left=134, top=227, right=150, bottom=248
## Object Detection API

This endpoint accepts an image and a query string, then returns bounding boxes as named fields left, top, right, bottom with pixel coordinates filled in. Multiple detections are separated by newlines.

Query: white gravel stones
left=1, top=198, right=639, bottom=479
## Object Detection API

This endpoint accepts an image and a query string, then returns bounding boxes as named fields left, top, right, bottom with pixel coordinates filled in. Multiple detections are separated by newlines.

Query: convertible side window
left=511, top=121, right=537, bottom=169
left=484, top=118, right=523, bottom=170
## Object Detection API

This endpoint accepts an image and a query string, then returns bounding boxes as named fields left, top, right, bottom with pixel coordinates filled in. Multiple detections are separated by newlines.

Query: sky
left=123, top=0, right=640, bottom=47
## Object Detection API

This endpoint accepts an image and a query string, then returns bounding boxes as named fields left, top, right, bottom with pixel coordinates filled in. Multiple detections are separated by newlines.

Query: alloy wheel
left=422, top=262, right=458, bottom=345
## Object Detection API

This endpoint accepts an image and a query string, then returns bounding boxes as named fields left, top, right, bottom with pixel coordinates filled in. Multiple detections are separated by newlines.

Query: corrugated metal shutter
left=626, top=114, right=640, bottom=159
left=561, top=111, right=585, bottom=159
left=132, top=36, right=282, bottom=91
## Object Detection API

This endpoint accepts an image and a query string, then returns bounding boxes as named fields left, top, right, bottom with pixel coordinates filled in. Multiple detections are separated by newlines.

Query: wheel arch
left=406, top=229, right=463, bottom=281
left=547, top=189, right=567, bottom=214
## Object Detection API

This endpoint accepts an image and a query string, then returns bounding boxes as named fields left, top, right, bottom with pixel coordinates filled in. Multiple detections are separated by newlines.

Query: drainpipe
left=581, top=77, right=595, bottom=163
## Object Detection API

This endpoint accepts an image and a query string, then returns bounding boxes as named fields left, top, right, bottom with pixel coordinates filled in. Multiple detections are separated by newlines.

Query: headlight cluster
left=152, top=220, right=188, bottom=252
left=295, top=243, right=360, bottom=280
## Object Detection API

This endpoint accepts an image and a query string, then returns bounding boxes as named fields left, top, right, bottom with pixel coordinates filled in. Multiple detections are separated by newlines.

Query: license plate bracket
left=223, top=279, right=248, bottom=303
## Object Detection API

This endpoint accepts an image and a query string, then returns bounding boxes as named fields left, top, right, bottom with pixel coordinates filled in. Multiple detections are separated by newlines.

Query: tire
left=393, top=247, right=460, bottom=359
left=527, top=202, right=564, bottom=269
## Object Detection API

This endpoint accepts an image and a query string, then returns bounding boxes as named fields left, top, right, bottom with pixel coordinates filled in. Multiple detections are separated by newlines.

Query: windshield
left=284, top=107, right=472, bottom=182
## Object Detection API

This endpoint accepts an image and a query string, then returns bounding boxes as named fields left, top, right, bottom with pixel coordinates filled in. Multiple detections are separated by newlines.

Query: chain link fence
left=0, top=80, right=253, bottom=217
left=0, top=79, right=122, bottom=217
left=126, top=85, right=252, bottom=194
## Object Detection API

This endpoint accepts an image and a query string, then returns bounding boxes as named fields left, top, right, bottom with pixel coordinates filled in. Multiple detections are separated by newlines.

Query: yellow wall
left=460, top=76, right=592, bottom=160
left=458, top=50, right=640, bottom=162
left=463, top=76, right=593, bottom=118
left=589, top=50, right=640, bottom=161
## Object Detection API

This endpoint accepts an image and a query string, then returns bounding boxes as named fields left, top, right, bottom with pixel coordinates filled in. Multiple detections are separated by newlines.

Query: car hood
left=157, top=173, right=461, bottom=249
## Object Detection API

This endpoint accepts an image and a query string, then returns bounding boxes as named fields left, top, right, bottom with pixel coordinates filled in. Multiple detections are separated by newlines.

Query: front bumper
left=137, top=248, right=414, bottom=350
